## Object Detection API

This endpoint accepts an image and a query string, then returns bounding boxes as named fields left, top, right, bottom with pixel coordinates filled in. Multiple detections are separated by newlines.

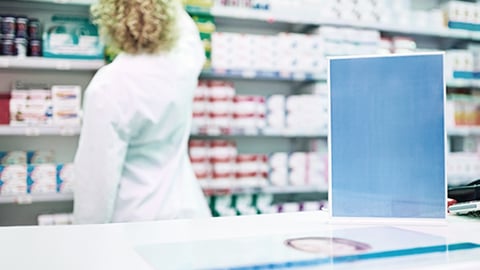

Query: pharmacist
left=73, top=0, right=211, bottom=224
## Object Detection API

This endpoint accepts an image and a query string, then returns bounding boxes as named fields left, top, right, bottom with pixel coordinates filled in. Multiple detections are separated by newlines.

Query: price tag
left=279, top=71, right=290, bottom=79
left=60, top=126, right=76, bottom=136
left=243, top=128, right=258, bottom=136
left=207, top=128, right=221, bottom=136
left=292, top=72, right=306, bottom=81
left=242, top=70, right=256, bottom=78
left=56, top=60, right=72, bottom=70
left=15, top=195, right=33, bottom=205
left=25, top=127, right=40, bottom=136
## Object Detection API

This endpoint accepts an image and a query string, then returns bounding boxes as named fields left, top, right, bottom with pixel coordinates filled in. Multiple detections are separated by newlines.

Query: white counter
left=0, top=211, right=479, bottom=270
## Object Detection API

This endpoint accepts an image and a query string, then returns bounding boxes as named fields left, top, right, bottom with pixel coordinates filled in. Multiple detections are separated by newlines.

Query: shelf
left=191, top=126, right=328, bottom=138
left=200, top=68, right=326, bottom=82
left=0, top=125, right=81, bottom=136
left=448, top=176, right=478, bottom=187
left=210, top=6, right=478, bottom=40
left=200, top=181, right=326, bottom=195
left=0, top=57, right=105, bottom=71
left=0, top=193, right=73, bottom=204
left=447, top=127, right=480, bottom=136
left=447, top=80, right=480, bottom=89
left=14, top=0, right=94, bottom=5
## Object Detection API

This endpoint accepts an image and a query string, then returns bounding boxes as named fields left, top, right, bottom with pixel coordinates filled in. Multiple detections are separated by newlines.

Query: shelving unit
left=448, top=127, right=480, bottom=136
left=187, top=5, right=479, bottom=41
left=200, top=182, right=326, bottom=195
left=0, top=193, right=73, bottom=204
left=200, top=68, right=326, bottom=82
left=0, top=125, right=81, bottom=136
left=0, top=0, right=479, bottom=225
left=190, top=126, right=328, bottom=138
left=0, top=56, right=104, bottom=71
left=0, top=0, right=95, bottom=226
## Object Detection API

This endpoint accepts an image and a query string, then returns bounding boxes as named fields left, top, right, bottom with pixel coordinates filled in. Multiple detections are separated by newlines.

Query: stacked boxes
left=211, top=32, right=325, bottom=73
left=313, top=26, right=380, bottom=58
left=212, top=28, right=381, bottom=74
left=270, top=152, right=328, bottom=190
left=0, top=150, right=74, bottom=195
left=51, top=85, right=81, bottom=126
left=189, top=139, right=269, bottom=188
left=208, top=193, right=327, bottom=217
left=445, top=50, right=475, bottom=82
left=9, top=89, right=52, bottom=126
left=56, top=163, right=74, bottom=193
left=233, top=95, right=265, bottom=130
left=447, top=152, right=480, bottom=186
left=9, top=85, right=81, bottom=126
left=286, top=95, right=328, bottom=130
left=27, top=164, right=57, bottom=194
left=443, top=1, right=480, bottom=31
left=235, top=154, right=268, bottom=187
left=446, top=95, right=480, bottom=128
left=266, top=92, right=329, bottom=131
left=265, top=95, right=285, bottom=129
left=268, top=152, right=288, bottom=186
left=0, top=164, right=27, bottom=195
left=193, top=80, right=235, bottom=130
left=210, top=140, right=237, bottom=184
left=189, top=140, right=329, bottom=190
left=193, top=81, right=266, bottom=131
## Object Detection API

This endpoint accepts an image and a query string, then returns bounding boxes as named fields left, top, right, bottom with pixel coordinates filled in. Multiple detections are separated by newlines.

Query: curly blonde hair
left=91, top=0, right=180, bottom=54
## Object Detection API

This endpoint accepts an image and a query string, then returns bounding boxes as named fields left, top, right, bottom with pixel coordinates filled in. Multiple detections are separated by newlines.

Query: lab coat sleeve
left=176, top=8, right=206, bottom=74
left=73, top=73, right=128, bottom=224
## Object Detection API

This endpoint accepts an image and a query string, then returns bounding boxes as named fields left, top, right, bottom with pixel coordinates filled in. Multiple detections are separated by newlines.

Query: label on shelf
left=15, top=195, right=32, bottom=205
left=242, top=70, right=256, bottom=78
left=60, top=126, right=77, bottom=136
left=25, top=127, right=41, bottom=136
left=55, top=60, right=72, bottom=70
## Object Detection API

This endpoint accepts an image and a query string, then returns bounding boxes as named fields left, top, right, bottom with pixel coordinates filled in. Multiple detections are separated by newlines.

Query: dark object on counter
left=448, top=179, right=480, bottom=203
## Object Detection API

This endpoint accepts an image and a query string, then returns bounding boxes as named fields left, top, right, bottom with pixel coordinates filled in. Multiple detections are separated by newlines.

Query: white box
left=0, top=164, right=27, bottom=195
left=27, top=164, right=57, bottom=194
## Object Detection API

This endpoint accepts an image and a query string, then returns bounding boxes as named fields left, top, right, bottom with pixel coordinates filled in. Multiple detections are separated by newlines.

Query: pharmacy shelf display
left=186, top=5, right=480, bottom=41
left=0, top=57, right=104, bottom=71
left=14, top=0, right=94, bottom=5
left=4, top=124, right=478, bottom=138
left=200, top=68, right=326, bottom=82
left=190, top=126, right=328, bottom=138
left=0, top=185, right=326, bottom=205
left=447, top=80, right=480, bottom=89
left=200, top=181, right=326, bottom=195
left=447, top=127, right=480, bottom=137
left=0, top=125, right=328, bottom=138
left=0, top=193, right=73, bottom=204
left=0, top=125, right=81, bottom=136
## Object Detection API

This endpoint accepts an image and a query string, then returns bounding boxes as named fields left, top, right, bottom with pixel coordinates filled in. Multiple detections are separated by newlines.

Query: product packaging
left=27, top=164, right=57, bottom=194
left=0, top=164, right=27, bottom=195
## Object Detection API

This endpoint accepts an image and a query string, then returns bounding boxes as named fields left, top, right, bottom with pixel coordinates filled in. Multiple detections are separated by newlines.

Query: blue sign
left=329, top=53, right=446, bottom=219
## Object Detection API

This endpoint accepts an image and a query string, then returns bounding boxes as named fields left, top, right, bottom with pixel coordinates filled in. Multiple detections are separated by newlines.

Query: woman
left=73, top=0, right=211, bottom=224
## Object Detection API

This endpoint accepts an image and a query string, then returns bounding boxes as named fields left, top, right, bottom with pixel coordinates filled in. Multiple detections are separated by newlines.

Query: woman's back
left=73, top=9, right=210, bottom=223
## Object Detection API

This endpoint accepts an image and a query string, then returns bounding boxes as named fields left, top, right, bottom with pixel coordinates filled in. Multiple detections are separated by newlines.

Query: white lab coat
left=73, top=10, right=211, bottom=224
